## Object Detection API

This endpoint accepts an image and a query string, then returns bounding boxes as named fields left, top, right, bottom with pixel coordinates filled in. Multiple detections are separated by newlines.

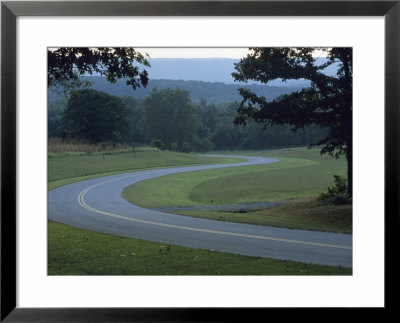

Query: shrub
left=317, top=175, right=351, bottom=205
left=181, top=141, right=191, bottom=153
left=48, top=138, right=132, bottom=153
left=152, top=139, right=164, bottom=153
left=171, top=142, right=178, bottom=152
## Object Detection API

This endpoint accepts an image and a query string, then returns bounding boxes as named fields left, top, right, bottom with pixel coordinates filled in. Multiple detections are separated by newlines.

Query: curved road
left=48, top=156, right=352, bottom=268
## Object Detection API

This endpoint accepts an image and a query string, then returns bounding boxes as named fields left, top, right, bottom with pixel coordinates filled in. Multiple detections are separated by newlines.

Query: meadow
left=48, top=144, right=242, bottom=190
left=48, top=220, right=351, bottom=275
left=122, top=148, right=352, bottom=233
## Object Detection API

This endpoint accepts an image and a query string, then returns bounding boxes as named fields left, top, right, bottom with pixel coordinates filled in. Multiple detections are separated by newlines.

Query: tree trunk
left=346, top=140, right=353, bottom=198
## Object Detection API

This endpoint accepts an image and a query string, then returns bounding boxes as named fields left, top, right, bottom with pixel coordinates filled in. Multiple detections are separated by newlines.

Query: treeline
left=49, top=87, right=328, bottom=153
left=48, top=77, right=305, bottom=104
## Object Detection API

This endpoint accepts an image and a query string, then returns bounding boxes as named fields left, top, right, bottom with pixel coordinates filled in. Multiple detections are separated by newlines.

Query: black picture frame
left=1, top=0, right=398, bottom=321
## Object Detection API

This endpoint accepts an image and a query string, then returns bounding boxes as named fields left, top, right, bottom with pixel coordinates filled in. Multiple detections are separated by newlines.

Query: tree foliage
left=60, top=89, right=131, bottom=144
left=48, top=98, right=67, bottom=138
left=317, top=175, right=350, bottom=205
left=48, top=47, right=150, bottom=92
left=232, top=48, right=352, bottom=196
left=141, top=88, right=197, bottom=150
left=121, top=95, right=146, bottom=144
left=151, top=139, right=164, bottom=153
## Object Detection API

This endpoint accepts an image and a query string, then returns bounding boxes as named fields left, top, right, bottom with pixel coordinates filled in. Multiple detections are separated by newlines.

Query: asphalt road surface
left=48, top=155, right=352, bottom=268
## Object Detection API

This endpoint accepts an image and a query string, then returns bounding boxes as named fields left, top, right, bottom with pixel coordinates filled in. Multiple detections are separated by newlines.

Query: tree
left=152, top=139, right=163, bottom=153
left=171, top=142, right=178, bottom=152
left=141, top=88, right=197, bottom=150
left=131, top=142, right=137, bottom=157
left=60, top=89, right=130, bottom=143
left=100, top=142, right=108, bottom=159
left=121, top=95, right=146, bottom=144
left=232, top=48, right=352, bottom=197
left=211, top=127, right=243, bottom=150
left=196, top=99, right=217, bottom=134
left=181, top=141, right=191, bottom=153
left=198, top=137, right=213, bottom=153
left=48, top=98, right=67, bottom=138
left=48, top=47, right=150, bottom=92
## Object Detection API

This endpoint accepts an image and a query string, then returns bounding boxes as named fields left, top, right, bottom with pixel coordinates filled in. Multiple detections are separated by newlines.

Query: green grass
left=178, top=202, right=352, bottom=234
left=122, top=156, right=318, bottom=207
left=48, top=220, right=351, bottom=275
left=48, top=147, right=242, bottom=190
left=122, top=147, right=351, bottom=233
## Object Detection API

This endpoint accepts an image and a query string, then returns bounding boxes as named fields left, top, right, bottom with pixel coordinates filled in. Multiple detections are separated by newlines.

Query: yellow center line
left=76, top=170, right=352, bottom=250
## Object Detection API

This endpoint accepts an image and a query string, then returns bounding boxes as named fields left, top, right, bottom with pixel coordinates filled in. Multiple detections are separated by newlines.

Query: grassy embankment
left=48, top=146, right=241, bottom=190
left=49, top=220, right=350, bottom=275
left=48, top=145, right=351, bottom=275
left=122, top=148, right=352, bottom=234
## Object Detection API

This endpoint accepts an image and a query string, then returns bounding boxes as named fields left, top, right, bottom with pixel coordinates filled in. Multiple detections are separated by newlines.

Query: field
left=48, top=146, right=352, bottom=275
left=48, top=220, right=350, bottom=275
left=122, top=148, right=352, bottom=233
left=48, top=146, right=242, bottom=190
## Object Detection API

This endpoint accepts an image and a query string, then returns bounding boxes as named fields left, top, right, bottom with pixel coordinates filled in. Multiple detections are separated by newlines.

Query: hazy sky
left=138, top=47, right=251, bottom=59
left=137, top=47, right=330, bottom=59
left=49, top=47, right=329, bottom=59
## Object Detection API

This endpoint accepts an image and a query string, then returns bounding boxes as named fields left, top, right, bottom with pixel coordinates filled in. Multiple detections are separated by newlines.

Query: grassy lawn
left=122, top=156, right=318, bottom=207
left=122, top=147, right=352, bottom=233
left=48, top=220, right=351, bottom=275
left=48, top=147, right=242, bottom=190
left=178, top=202, right=352, bottom=234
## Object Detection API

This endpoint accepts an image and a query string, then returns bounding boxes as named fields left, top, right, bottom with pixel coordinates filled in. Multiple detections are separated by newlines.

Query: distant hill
left=48, top=77, right=306, bottom=104
left=48, top=57, right=339, bottom=103
left=147, top=58, right=240, bottom=84
left=145, top=58, right=337, bottom=86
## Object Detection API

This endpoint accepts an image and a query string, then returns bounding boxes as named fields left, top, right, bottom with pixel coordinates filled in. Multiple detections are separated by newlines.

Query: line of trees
left=49, top=87, right=328, bottom=153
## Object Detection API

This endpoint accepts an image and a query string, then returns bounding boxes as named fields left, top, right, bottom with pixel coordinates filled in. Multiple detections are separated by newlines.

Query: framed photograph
left=2, top=0, right=398, bottom=320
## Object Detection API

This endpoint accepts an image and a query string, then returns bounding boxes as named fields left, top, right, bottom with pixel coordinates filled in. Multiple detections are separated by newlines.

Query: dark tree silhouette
left=48, top=47, right=150, bottom=91
left=141, top=88, right=197, bottom=150
left=61, top=89, right=130, bottom=144
left=152, top=139, right=163, bottom=154
left=232, top=48, right=352, bottom=197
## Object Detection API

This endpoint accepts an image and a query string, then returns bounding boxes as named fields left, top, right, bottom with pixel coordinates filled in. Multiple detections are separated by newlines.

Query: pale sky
left=49, top=47, right=329, bottom=59
left=137, top=47, right=330, bottom=59
left=137, top=47, right=252, bottom=59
